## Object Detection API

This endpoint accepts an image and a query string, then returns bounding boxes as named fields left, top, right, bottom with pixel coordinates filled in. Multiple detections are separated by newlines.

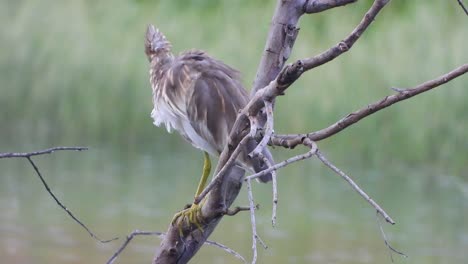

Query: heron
left=145, top=25, right=273, bottom=229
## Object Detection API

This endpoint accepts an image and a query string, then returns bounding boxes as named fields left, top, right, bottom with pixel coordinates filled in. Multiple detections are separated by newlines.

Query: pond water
left=1, top=147, right=467, bottom=263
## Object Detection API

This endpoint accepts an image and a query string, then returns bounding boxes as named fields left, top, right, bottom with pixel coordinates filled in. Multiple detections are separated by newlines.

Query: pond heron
left=145, top=24, right=273, bottom=229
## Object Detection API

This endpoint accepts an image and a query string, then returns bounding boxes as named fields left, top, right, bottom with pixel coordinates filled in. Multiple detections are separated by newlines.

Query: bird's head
left=145, top=24, right=172, bottom=62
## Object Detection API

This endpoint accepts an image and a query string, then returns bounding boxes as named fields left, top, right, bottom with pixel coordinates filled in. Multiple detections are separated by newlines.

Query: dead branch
left=301, top=0, right=390, bottom=71
left=304, top=0, right=358, bottom=14
left=248, top=137, right=395, bottom=225
left=245, top=139, right=318, bottom=182
left=204, top=240, right=247, bottom=264
left=272, top=63, right=468, bottom=145
left=246, top=179, right=259, bottom=264
left=224, top=206, right=254, bottom=216
left=315, top=150, right=395, bottom=224
left=0, top=146, right=88, bottom=158
left=250, top=101, right=274, bottom=157
left=0, top=147, right=117, bottom=243
left=458, top=0, right=468, bottom=15
left=251, top=0, right=357, bottom=95
left=375, top=214, right=408, bottom=261
left=108, top=230, right=165, bottom=264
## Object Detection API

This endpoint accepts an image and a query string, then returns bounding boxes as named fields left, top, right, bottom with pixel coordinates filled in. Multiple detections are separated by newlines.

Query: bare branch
left=250, top=101, right=274, bottom=157
left=108, top=230, right=165, bottom=264
left=315, top=150, right=395, bottom=224
left=26, top=157, right=118, bottom=243
left=246, top=179, right=258, bottom=264
left=375, top=214, right=407, bottom=262
left=245, top=138, right=317, bottom=182
left=0, top=147, right=117, bottom=243
left=265, top=155, right=279, bottom=228
left=0, top=146, right=88, bottom=159
left=251, top=0, right=301, bottom=95
left=224, top=206, right=256, bottom=216
left=287, top=63, right=468, bottom=142
left=205, top=240, right=247, bottom=264
left=458, top=0, right=468, bottom=15
left=302, top=0, right=390, bottom=71
left=251, top=0, right=359, bottom=95
left=304, top=0, right=358, bottom=14
left=271, top=172, right=278, bottom=227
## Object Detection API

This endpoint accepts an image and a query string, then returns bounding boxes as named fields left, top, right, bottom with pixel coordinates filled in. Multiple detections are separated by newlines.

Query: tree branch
left=315, top=150, right=395, bottom=224
left=0, top=147, right=117, bottom=243
left=301, top=0, right=390, bottom=71
left=251, top=0, right=358, bottom=95
left=458, top=0, right=468, bottom=15
left=0, top=146, right=88, bottom=158
left=245, top=139, right=317, bottom=182
left=304, top=0, right=358, bottom=14
left=278, top=63, right=468, bottom=143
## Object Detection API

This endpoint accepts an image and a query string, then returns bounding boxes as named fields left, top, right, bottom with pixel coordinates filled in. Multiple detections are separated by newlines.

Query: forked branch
left=0, top=147, right=117, bottom=243
left=273, top=63, right=468, bottom=145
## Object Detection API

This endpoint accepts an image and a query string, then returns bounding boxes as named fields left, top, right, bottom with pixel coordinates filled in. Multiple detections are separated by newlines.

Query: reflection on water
left=1, top=148, right=467, bottom=263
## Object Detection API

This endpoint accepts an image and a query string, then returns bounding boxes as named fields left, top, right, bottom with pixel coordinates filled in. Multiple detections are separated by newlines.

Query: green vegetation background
left=1, top=0, right=467, bottom=175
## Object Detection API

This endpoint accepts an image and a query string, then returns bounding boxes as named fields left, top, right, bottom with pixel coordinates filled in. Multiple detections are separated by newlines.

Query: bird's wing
left=165, top=50, right=274, bottom=182
left=180, top=51, right=249, bottom=154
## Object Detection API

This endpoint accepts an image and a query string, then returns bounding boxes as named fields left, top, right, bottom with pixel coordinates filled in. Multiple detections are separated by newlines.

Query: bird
left=144, top=24, right=273, bottom=229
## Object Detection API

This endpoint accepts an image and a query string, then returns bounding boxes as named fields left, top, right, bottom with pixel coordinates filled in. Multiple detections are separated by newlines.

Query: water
left=1, top=147, right=467, bottom=263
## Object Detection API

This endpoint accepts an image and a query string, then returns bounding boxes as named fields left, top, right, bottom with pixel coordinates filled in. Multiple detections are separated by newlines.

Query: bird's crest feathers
left=145, top=24, right=172, bottom=60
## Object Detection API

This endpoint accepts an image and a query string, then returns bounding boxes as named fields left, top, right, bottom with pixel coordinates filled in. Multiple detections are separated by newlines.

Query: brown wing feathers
left=148, top=27, right=273, bottom=182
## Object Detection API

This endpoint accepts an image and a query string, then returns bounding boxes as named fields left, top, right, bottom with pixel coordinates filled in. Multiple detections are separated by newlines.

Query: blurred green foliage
left=1, top=0, right=467, bottom=174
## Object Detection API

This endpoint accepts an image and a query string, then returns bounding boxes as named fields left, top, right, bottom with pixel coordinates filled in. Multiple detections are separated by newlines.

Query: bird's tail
left=243, top=138, right=274, bottom=183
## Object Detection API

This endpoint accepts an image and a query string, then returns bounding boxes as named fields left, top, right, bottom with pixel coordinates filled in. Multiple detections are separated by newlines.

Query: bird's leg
left=172, top=152, right=211, bottom=235
left=195, top=151, right=211, bottom=198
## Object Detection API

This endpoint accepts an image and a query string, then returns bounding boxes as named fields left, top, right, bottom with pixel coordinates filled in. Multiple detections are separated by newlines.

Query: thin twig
left=257, top=152, right=278, bottom=227
left=306, top=63, right=468, bottom=141
left=248, top=115, right=259, bottom=139
left=376, top=213, right=408, bottom=261
left=247, top=179, right=258, bottom=264
left=315, top=150, right=395, bottom=224
left=458, top=0, right=468, bottom=15
left=390, top=87, right=406, bottom=93
left=301, top=0, right=391, bottom=71
left=1, top=147, right=116, bottom=243
left=0, top=146, right=88, bottom=159
left=205, top=240, right=247, bottom=264
left=194, top=134, right=251, bottom=204
left=225, top=206, right=256, bottom=216
left=304, top=0, right=357, bottom=13
left=107, top=230, right=164, bottom=264
left=276, top=63, right=468, bottom=143
left=26, top=157, right=118, bottom=243
left=245, top=139, right=318, bottom=182
left=250, top=101, right=274, bottom=157
left=271, top=170, right=278, bottom=227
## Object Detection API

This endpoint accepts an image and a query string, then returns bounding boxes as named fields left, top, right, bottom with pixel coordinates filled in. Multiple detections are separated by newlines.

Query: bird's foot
left=171, top=202, right=204, bottom=236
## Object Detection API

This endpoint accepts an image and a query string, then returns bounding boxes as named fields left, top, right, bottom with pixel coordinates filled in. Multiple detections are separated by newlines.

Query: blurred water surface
left=1, top=149, right=467, bottom=263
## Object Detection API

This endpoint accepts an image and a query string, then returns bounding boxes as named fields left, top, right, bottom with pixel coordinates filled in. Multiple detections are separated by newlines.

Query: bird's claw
left=172, top=203, right=204, bottom=236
